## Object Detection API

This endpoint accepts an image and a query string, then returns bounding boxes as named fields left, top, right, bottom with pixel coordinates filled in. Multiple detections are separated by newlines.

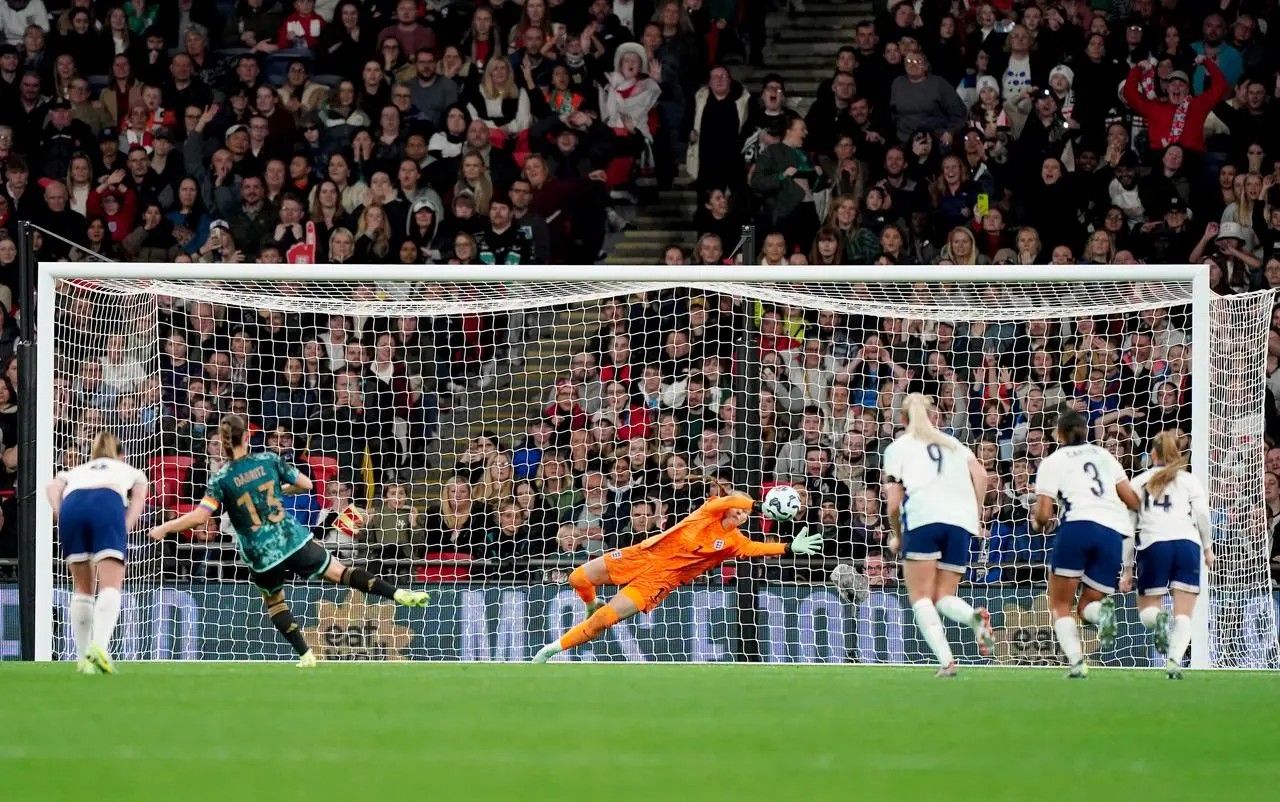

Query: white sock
left=935, top=595, right=976, bottom=626
left=70, top=593, right=94, bottom=659
left=1081, top=600, right=1102, bottom=626
left=1169, top=614, right=1193, bottom=665
left=1054, top=616, right=1084, bottom=665
left=92, top=587, right=122, bottom=654
left=912, top=599, right=954, bottom=667
left=1139, top=606, right=1161, bottom=630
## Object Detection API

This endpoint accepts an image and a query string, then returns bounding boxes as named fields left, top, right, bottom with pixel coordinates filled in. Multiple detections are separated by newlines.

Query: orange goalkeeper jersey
left=630, top=495, right=788, bottom=583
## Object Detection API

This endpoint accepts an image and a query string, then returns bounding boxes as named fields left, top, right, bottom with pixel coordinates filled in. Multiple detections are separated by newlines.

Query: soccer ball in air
left=762, top=485, right=802, bottom=522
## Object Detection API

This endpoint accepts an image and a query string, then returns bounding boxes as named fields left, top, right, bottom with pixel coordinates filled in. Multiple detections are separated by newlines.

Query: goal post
left=32, top=262, right=1277, bottom=668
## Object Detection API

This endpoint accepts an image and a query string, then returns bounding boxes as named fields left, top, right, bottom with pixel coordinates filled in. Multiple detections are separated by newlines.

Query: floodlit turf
left=1, top=664, right=1278, bottom=802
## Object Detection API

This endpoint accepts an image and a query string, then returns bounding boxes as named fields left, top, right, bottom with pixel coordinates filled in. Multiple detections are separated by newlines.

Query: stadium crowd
left=0, top=0, right=1276, bottom=587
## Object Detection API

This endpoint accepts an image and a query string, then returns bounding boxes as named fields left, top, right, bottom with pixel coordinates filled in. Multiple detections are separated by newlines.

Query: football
left=762, top=485, right=802, bottom=521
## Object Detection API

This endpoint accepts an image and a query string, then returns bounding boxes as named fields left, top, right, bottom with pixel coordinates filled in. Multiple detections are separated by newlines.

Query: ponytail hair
left=89, top=430, right=121, bottom=460
left=902, top=393, right=954, bottom=449
left=1146, top=430, right=1188, bottom=498
left=219, top=414, right=248, bottom=459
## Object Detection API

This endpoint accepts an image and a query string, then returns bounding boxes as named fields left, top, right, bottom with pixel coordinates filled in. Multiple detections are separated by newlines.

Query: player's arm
left=125, top=479, right=149, bottom=532
left=277, top=456, right=313, bottom=496
left=1031, top=494, right=1057, bottom=533
left=968, top=457, right=988, bottom=509
left=45, top=476, right=67, bottom=520
left=1115, top=478, right=1141, bottom=512
left=702, top=492, right=756, bottom=516
left=148, top=496, right=216, bottom=540
left=733, top=527, right=823, bottom=557
left=882, top=479, right=904, bottom=553
left=1189, top=479, right=1215, bottom=565
left=1119, top=535, right=1136, bottom=592
left=282, top=472, right=314, bottom=496
left=1031, top=461, right=1057, bottom=533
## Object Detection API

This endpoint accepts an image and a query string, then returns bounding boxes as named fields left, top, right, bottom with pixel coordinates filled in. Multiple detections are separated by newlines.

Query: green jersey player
left=149, top=415, right=428, bottom=667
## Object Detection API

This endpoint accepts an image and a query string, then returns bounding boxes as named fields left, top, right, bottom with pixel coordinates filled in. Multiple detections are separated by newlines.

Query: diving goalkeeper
left=532, top=490, right=822, bottom=662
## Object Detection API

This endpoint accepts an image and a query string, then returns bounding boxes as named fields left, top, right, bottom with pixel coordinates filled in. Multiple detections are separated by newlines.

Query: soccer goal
left=32, top=263, right=1279, bottom=669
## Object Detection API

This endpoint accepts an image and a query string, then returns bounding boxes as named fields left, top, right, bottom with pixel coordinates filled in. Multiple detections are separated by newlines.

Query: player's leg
left=932, top=526, right=994, bottom=656
left=59, top=495, right=97, bottom=672
left=320, top=549, right=429, bottom=607
left=905, top=559, right=954, bottom=674
left=259, top=584, right=315, bottom=665
left=902, top=526, right=955, bottom=674
left=533, top=586, right=646, bottom=663
left=1164, top=542, right=1202, bottom=678
left=1049, top=574, right=1087, bottom=677
left=67, top=560, right=96, bottom=673
left=1078, top=530, right=1123, bottom=650
left=1135, top=543, right=1171, bottom=655
left=1165, top=589, right=1197, bottom=678
left=81, top=505, right=127, bottom=675
left=84, top=557, right=125, bottom=674
left=568, top=556, right=610, bottom=615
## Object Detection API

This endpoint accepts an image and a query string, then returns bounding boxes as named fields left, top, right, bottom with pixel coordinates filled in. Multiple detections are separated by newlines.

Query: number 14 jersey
left=1034, top=444, right=1133, bottom=536
left=200, top=452, right=310, bottom=572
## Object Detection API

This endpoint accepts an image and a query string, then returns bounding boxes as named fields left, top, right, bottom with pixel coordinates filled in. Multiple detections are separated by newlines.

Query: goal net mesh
left=46, top=273, right=1278, bottom=667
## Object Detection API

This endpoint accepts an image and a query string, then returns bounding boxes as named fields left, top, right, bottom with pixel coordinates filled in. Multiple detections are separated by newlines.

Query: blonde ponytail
left=1146, top=430, right=1188, bottom=498
left=902, top=393, right=954, bottom=449
left=89, top=430, right=121, bottom=460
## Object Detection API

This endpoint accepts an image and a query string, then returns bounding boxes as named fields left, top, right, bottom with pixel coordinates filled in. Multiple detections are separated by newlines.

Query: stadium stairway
left=603, top=0, right=873, bottom=265
left=416, top=0, right=873, bottom=496
left=422, top=305, right=604, bottom=491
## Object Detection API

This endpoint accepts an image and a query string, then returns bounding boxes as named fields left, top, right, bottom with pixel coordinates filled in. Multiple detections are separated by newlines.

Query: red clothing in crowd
left=1122, top=59, right=1228, bottom=152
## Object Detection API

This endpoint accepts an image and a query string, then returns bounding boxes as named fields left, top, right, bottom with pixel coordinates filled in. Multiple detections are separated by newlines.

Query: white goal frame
left=33, top=262, right=1215, bottom=666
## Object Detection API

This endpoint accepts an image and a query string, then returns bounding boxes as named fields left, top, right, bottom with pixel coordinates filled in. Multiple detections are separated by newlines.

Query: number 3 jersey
left=1034, top=444, right=1133, bottom=536
left=882, top=433, right=980, bottom=535
left=200, top=452, right=310, bottom=572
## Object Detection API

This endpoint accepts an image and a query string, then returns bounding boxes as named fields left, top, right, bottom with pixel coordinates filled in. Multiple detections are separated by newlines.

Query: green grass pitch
left=1, top=664, right=1277, bottom=802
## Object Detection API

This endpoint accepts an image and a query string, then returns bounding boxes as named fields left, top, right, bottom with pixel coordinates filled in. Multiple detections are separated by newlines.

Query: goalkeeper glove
left=787, top=527, right=823, bottom=556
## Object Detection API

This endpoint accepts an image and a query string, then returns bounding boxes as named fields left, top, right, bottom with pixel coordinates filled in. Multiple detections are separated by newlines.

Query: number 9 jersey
left=882, top=433, right=981, bottom=536
left=200, top=452, right=310, bottom=574
left=1034, top=444, right=1133, bottom=536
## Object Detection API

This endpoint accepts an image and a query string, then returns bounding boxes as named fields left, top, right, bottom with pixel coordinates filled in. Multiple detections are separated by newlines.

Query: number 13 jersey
left=1034, top=444, right=1133, bottom=536
left=200, top=452, right=310, bottom=572
left=882, top=433, right=980, bottom=536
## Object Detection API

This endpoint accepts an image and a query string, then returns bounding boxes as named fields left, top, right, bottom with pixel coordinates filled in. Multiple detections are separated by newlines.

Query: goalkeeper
left=532, top=489, right=822, bottom=662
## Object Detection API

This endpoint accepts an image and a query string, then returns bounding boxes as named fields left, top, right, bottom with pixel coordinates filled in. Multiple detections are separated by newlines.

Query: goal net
left=37, top=265, right=1279, bottom=668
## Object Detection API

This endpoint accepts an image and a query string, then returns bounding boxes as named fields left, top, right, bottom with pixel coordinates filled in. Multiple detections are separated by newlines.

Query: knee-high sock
left=339, top=566, right=398, bottom=600
left=70, top=593, right=94, bottom=659
left=935, top=595, right=976, bottom=627
left=1081, top=600, right=1102, bottom=626
left=559, top=605, right=619, bottom=651
left=568, top=565, right=596, bottom=605
left=268, top=600, right=311, bottom=656
left=1139, top=606, right=1161, bottom=630
left=1169, top=614, right=1193, bottom=665
left=1054, top=616, right=1084, bottom=665
left=912, top=599, right=953, bottom=667
left=91, top=587, right=121, bottom=653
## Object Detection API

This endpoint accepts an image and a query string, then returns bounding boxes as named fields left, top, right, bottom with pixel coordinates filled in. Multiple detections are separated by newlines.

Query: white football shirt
left=883, top=432, right=980, bottom=535
left=1130, top=469, right=1211, bottom=548
left=1034, top=444, right=1132, bottom=535
left=57, top=458, right=147, bottom=506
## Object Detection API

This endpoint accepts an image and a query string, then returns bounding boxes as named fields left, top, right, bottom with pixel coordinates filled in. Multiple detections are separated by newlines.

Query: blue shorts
left=1050, top=521, right=1124, bottom=594
left=1137, top=540, right=1202, bottom=596
left=903, top=523, right=970, bottom=574
left=59, top=488, right=127, bottom=564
